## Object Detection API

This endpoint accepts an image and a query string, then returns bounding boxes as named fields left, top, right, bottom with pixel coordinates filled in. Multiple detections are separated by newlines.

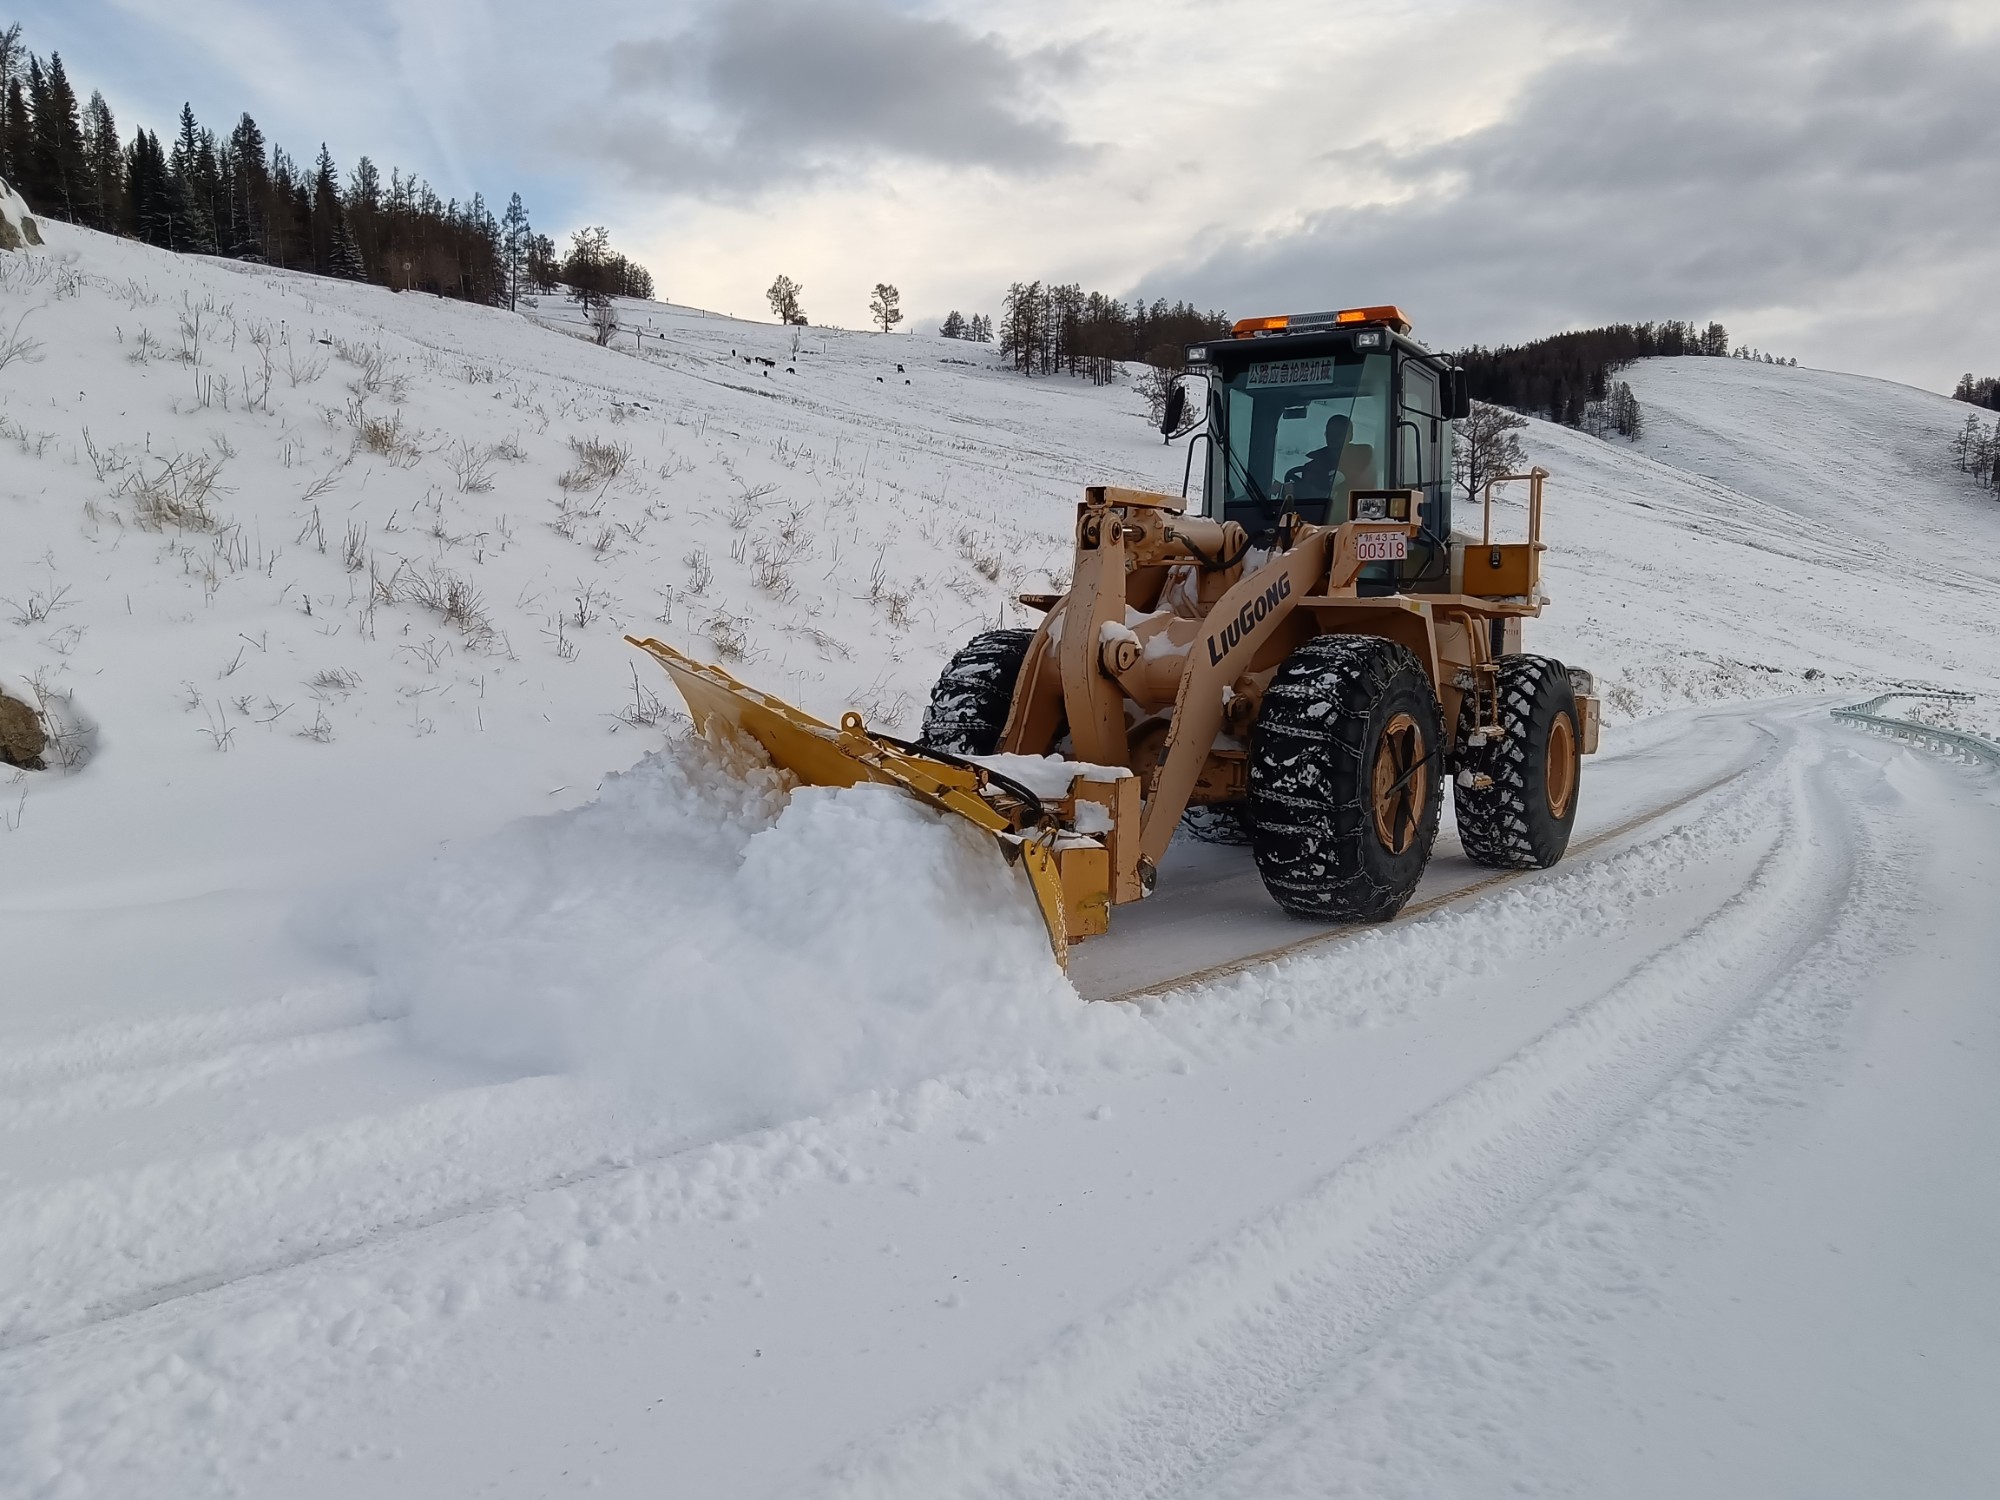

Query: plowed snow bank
left=335, top=733, right=1098, bottom=1126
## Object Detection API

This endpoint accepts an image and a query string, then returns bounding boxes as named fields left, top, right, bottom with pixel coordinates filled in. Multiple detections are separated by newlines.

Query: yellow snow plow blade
left=626, top=636, right=1074, bottom=965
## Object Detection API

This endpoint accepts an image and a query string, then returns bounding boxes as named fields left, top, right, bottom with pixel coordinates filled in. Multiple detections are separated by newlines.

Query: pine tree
left=563, top=225, right=614, bottom=312
left=329, top=214, right=365, bottom=279
left=0, top=20, right=504, bottom=304
left=125, top=128, right=174, bottom=246
left=1, top=76, right=28, bottom=197
left=267, top=145, right=304, bottom=267
left=192, top=123, right=224, bottom=249
left=166, top=103, right=215, bottom=251
left=20, top=55, right=52, bottom=206
left=223, top=114, right=266, bottom=255
left=345, top=155, right=382, bottom=275
left=37, top=54, right=87, bottom=221
left=81, top=90, right=121, bottom=230
left=1610, top=381, right=1643, bottom=438
left=500, top=192, right=529, bottom=310
left=869, top=282, right=903, bottom=334
left=310, top=143, right=342, bottom=272
left=968, top=313, right=992, bottom=343
left=1951, top=413, right=1981, bottom=472
left=939, top=309, right=965, bottom=339
left=526, top=232, right=558, bottom=292
left=1000, top=282, right=1042, bottom=372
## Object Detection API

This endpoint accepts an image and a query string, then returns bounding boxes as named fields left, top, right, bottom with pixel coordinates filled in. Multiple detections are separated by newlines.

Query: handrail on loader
left=1481, top=467, right=1550, bottom=549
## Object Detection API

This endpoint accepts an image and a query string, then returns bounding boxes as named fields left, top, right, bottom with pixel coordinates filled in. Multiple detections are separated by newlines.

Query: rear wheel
left=1180, top=802, right=1253, bottom=846
left=1248, top=635, right=1444, bottom=921
left=1453, top=653, right=1581, bottom=868
left=919, top=628, right=1032, bottom=755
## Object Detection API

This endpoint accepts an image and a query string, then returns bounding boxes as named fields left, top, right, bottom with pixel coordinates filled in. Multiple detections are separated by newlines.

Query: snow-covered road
left=5, top=701, right=1994, bottom=1497
left=1071, top=699, right=1773, bottom=1000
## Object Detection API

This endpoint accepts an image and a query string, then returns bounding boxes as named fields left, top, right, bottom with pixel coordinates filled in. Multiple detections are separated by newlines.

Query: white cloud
left=24, top=0, right=2000, bottom=383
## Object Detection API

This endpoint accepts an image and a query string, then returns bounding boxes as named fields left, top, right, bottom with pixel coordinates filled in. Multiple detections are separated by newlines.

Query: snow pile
left=337, top=729, right=1094, bottom=1128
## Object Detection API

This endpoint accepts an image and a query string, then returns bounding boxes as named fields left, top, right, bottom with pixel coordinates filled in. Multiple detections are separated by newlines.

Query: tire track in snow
left=0, top=1021, right=398, bottom=1133
left=810, top=719, right=1876, bottom=1500
left=0, top=983, right=378, bottom=1096
left=1193, top=740, right=1914, bottom=1498
left=1108, top=741, right=1769, bottom=1003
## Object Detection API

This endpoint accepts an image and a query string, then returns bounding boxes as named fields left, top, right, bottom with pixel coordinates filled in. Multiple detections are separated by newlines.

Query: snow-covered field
left=2, top=223, right=1998, bottom=1498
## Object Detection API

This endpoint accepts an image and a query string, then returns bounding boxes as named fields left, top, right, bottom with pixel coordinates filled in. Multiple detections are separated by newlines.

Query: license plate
left=1355, top=533, right=1408, bottom=562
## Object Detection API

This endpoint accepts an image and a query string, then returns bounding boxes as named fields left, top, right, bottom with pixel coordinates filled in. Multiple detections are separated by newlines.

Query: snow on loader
left=629, top=305, right=1599, bottom=965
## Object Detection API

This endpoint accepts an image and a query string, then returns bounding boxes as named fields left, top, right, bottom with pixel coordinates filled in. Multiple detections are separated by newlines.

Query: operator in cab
left=1288, top=414, right=1376, bottom=518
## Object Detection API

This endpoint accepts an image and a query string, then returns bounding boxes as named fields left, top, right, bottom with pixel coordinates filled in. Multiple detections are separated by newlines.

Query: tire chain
left=1250, top=635, right=1439, bottom=920
left=919, top=628, right=1033, bottom=754
left=1454, top=654, right=1562, bottom=868
left=1181, top=803, right=1254, bottom=846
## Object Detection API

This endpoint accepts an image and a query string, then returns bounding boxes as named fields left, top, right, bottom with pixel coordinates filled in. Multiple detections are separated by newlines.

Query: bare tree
left=869, top=282, right=903, bottom=334
left=766, top=274, right=805, bottom=325
left=1454, top=401, right=1530, bottom=506
left=1138, top=343, right=1184, bottom=424
left=590, top=300, right=618, bottom=347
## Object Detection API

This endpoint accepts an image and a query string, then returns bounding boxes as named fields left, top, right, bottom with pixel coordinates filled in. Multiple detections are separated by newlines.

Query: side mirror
left=1160, top=381, right=1186, bottom=440
left=1446, top=369, right=1472, bottom=421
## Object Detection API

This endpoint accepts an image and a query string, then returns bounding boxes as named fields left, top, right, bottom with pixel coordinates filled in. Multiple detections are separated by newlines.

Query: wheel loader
left=629, top=304, right=1599, bottom=965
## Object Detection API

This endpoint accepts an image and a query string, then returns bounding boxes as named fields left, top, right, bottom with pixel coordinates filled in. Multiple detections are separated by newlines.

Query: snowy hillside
left=3, top=223, right=1999, bottom=1499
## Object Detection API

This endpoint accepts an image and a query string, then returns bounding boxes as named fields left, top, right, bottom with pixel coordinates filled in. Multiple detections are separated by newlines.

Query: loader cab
left=1186, top=306, right=1463, bottom=594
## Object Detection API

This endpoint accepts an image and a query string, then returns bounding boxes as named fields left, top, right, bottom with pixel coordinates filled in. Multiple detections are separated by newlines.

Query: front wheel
left=1248, top=635, right=1444, bottom=921
left=1453, top=654, right=1581, bottom=869
left=919, top=629, right=1032, bottom=755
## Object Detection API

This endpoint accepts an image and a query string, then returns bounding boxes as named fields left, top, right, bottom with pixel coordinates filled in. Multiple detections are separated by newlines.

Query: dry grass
left=404, top=565, right=497, bottom=650
left=957, top=526, right=1003, bottom=582
left=309, top=668, right=363, bottom=698
left=3, top=580, right=72, bottom=626
left=355, top=410, right=422, bottom=466
left=683, top=549, right=713, bottom=596
left=120, top=452, right=228, bottom=531
left=447, top=440, right=496, bottom=494
left=0, top=310, right=45, bottom=372
left=559, top=435, right=631, bottom=490
left=706, top=611, right=750, bottom=660
left=334, top=339, right=407, bottom=400
left=866, top=553, right=916, bottom=627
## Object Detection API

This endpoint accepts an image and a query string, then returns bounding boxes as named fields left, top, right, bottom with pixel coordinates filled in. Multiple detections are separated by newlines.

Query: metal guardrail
left=1830, top=690, right=2000, bottom=768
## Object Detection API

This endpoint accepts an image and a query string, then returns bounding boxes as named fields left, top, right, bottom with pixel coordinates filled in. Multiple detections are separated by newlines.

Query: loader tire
left=1453, top=654, right=1581, bottom=869
left=1248, top=635, right=1444, bottom=922
left=1181, top=802, right=1253, bottom=845
left=920, top=628, right=1033, bottom=755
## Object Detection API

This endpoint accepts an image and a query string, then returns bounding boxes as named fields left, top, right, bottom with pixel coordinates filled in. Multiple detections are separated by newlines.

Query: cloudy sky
left=21, top=0, right=2000, bottom=389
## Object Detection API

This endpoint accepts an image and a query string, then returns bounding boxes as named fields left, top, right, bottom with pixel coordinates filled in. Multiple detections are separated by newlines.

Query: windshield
left=1208, top=350, right=1390, bottom=530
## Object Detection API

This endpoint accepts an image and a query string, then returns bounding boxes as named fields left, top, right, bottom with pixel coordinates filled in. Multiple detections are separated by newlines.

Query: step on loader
left=630, top=305, right=1600, bottom=965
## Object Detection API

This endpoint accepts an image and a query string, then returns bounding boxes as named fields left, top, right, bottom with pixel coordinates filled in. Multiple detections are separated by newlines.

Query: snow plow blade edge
left=626, top=636, right=1073, bottom=966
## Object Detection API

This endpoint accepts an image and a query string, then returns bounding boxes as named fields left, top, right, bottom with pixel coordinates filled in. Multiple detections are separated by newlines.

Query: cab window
left=1208, top=351, right=1391, bottom=530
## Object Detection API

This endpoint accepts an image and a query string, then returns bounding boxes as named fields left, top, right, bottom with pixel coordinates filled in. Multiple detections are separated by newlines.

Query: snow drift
left=336, top=728, right=1097, bottom=1128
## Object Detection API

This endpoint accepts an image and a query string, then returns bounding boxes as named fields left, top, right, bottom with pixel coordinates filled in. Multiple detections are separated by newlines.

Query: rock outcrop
left=0, top=176, right=43, bottom=252
left=0, top=690, right=46, bottom=770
